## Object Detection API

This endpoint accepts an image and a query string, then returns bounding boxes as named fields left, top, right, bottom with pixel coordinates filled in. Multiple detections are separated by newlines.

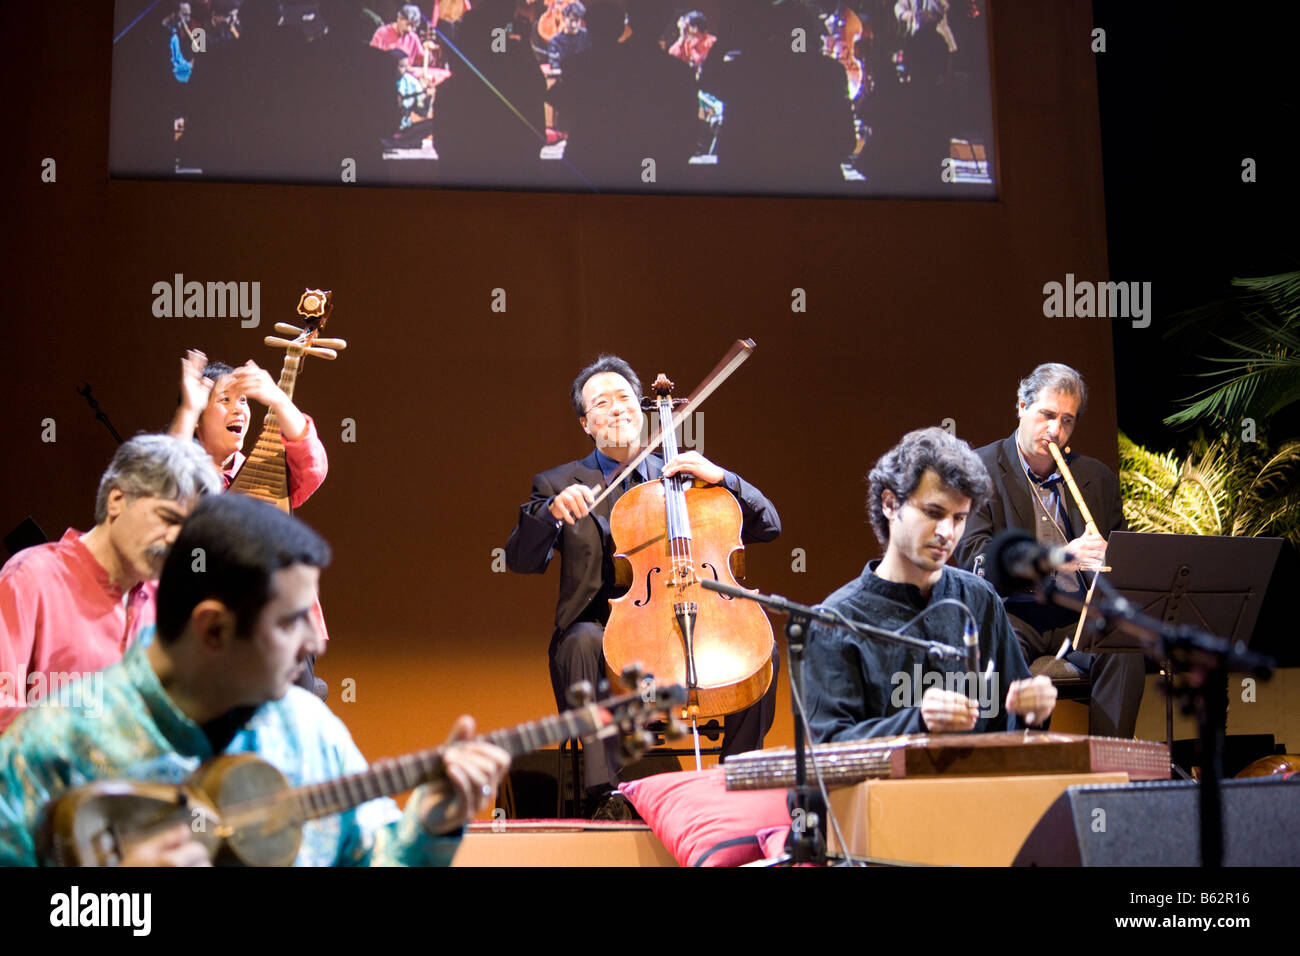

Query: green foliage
left=1119, top=431, right=1300, bottom=546
left=1165, top=270, right=1300, bottom=428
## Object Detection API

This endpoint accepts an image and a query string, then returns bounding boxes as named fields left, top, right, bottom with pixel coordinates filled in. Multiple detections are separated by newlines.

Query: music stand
left=1084, top=531, right=1284, bottom=751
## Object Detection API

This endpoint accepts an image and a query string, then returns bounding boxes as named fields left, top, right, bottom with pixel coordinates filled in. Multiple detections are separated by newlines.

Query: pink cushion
left=621, top=769, right=791, bottom=867
left=757, top=824, right=791, bottom=861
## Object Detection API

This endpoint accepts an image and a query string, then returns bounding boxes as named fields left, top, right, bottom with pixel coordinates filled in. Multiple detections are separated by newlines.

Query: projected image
left=110, top=0, right=995, bottom=198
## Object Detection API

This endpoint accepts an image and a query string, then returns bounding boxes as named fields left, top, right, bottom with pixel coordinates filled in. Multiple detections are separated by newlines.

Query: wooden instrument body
left=39, top=682, right=686, bottom=866
left=193, top=753, right=301, bottom=866
left=536, top=0, right=579, bottom=44
left=826, top=3, right=865, bottom=92
left=42, top=754, right=300, bottom=867
left=43, top=780, right=210, bottom=866
left=724, top=732, right=1172, bottom=791
left=1236, top=754, right=1300, bottom=777
left=603, top=479, right=774, bottom=720
left=229, top=289, right=340, bottom=513
left=229, top=427, right=293, bottom=513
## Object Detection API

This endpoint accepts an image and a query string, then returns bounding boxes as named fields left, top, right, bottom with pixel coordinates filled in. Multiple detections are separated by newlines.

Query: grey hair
left=94, top=434, right=222, bottom=524
left=398, top=3, right=422, bottom=22
left=1016, top=363, right=1088, bottom=415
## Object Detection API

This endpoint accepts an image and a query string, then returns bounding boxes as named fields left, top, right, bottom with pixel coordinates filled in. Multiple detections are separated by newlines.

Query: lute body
left=41, top=682, right=684, bottom=866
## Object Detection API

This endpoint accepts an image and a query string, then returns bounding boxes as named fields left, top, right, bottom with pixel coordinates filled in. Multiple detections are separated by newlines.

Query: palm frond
left=1118, top=432, right=1232, bottom=536
left=1231, top=440, right=1300, bottom=541
left=1163, top=270, right=1300, bottom=428
left=1166, top=350, right=1300, bottom=425
left=1232, top=270, right=1300, bottom=315
left=1121, top=432, right=1300, bottom=548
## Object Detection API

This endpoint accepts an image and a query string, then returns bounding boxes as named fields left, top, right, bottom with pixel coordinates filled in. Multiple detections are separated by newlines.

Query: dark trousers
left=1009, top=614, right=1147, bottom=738
left=550, top=621, right=780, bottom=792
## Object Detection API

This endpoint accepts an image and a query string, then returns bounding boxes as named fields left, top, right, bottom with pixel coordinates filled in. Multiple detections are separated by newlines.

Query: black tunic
left=803, top=562, right=1031, bottom=742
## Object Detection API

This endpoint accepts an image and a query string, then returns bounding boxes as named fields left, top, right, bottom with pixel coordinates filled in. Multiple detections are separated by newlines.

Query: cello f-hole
left=700, top=562, right=733, bottom=599
left=634, top=567, right=663, bottom=607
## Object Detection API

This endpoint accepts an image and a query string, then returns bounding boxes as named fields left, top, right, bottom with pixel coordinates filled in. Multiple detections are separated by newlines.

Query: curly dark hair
left=866, top=427, right=992, bottom=546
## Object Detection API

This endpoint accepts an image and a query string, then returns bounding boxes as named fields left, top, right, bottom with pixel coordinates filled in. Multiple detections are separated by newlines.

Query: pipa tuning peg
left=297, top=289, right=331, bottom=320
left=275, top=322, right=305, bottom=337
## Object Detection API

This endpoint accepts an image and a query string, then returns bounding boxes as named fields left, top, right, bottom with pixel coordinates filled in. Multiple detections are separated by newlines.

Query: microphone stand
left=1036, top=573, right=1274, bottom=867
left=76, top=383, right=124, bottom=445
left=700, top=579, right=966, bottom=866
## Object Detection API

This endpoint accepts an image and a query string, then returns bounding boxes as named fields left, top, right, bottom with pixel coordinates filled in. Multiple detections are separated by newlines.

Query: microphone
left=984, top=529, right=1074, bottom=592
left=962, top=617, right=980, bottom=676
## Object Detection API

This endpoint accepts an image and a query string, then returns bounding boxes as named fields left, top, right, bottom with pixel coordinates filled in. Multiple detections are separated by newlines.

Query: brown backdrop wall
left=2, top=2, right=1115, bottom=770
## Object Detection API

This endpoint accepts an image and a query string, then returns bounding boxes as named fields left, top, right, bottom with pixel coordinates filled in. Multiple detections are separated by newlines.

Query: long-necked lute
left=41, top=679, right=685, bottom=866
left=228, top=289, right=346, bottom=512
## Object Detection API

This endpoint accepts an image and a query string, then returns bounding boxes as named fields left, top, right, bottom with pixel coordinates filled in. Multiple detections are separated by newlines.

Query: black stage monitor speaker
left=1014, top=778, right=1300, bottom=866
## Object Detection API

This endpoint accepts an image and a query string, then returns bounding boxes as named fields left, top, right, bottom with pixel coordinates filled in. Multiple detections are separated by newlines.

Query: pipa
left=228, top=289, right=345, bottom=511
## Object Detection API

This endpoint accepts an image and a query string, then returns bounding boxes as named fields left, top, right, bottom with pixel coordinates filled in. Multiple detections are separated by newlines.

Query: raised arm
left=167, top=349, right=215, bottom=441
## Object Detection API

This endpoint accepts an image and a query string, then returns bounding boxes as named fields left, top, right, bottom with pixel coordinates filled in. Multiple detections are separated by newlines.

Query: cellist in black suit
left=505, top=355, right=781, bottom=817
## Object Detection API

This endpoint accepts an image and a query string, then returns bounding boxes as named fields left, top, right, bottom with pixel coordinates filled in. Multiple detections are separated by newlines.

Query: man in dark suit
left=505, top=355, right=781, bottom=815
left=954, top=363, right=1145, bottom=738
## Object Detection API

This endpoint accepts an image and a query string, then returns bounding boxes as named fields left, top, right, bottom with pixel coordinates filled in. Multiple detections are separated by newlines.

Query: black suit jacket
left=954, top=434, right=1126, bottom=597
left=505, top=448, right=782, bottom=637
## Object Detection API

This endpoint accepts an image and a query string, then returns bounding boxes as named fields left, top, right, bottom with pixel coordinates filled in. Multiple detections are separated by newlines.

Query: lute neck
left=230, top=704, right=608, bottom=829
left=261, top=353, right=303, bottom=432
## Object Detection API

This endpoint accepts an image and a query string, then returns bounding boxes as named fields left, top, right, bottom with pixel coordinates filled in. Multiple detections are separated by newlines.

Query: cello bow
left=585, top=338, right=756, bottom=513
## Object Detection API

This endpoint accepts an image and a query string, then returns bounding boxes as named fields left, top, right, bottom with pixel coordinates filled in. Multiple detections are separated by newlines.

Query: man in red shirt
left=0, top=434, right=220, bottom=732
left=370, top=3, right=434, bottom=67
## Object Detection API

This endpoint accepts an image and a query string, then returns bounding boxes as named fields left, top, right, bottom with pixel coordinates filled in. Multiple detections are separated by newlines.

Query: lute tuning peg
left=565, top=680, right=594, bottom=708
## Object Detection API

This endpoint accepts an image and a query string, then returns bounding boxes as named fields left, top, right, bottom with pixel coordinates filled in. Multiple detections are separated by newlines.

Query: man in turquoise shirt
left=0, top=494, right=509, bottom=866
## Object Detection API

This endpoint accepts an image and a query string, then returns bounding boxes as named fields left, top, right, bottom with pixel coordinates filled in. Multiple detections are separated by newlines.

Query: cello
left=536, top=0, right=580, bottom=46
left=601, top=372, right=775, bottom=763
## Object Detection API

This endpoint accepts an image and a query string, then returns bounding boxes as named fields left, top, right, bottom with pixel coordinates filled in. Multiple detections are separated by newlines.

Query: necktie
left=609, top=469, right=641, bottom=510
